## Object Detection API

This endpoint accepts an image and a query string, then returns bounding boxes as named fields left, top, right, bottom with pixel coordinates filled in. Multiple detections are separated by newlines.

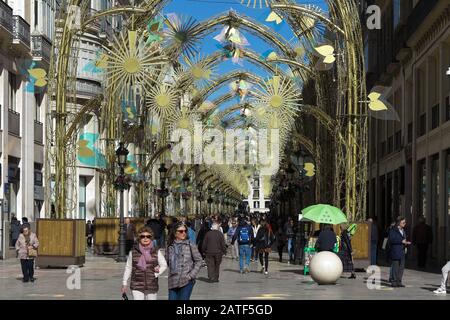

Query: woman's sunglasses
left=176, top=229, right=187, bottom=234
left=139, top=235, right=152, bottom=239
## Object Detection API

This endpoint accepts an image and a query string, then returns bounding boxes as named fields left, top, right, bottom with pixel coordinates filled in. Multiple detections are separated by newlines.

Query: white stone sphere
left=309, top=251, right=343, bottom=285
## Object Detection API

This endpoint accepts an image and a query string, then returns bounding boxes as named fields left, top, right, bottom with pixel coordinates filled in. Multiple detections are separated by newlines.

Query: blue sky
left=163, top=0, right=328, bottom=120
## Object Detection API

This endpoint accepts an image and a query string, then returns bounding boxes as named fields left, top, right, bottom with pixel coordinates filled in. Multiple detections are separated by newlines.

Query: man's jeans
left=239, top=244, right=252, bottom=271
left=370, top=241, right=378, bottom=265
left=287, top=238, right=295, bottom=261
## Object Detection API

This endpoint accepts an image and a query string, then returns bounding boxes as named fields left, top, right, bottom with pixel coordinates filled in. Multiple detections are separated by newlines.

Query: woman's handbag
left=28, top=247, right=38, bottom=257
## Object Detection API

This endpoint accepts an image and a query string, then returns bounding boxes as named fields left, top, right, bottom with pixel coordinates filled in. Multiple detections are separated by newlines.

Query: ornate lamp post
left=115, top=142, right=129, bottom=262
left=207, top=186, right=213, bottom=215
left=196, top=181, right=204, bottom=215
left=158, top=163, right=168, bottom=216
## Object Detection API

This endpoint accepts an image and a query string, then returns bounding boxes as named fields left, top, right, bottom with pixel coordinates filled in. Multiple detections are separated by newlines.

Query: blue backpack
left=239, top=227, right=250, bottom=244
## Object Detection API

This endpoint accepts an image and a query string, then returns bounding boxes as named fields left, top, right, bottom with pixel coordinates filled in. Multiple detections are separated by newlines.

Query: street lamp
left=115, top=142, right=129, bottom=262
left=158, top=163, right=168, bottom=216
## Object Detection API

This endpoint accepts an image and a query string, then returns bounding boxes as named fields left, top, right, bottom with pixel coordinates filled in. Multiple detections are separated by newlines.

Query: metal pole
left=117, top=167, right=127, bottom=262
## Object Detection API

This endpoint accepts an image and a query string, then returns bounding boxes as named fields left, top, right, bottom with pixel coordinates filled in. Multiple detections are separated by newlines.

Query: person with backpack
left=166, top=221, right=203, bottom=300
left=255, top=220, right=275, bottom=275
left=231, top=217, right=254, bottom=274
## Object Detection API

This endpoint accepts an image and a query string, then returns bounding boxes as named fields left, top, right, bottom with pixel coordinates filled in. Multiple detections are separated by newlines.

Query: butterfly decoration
left=146, top=17, right=164, bottom=44
left=82, top=52, right=108, bottom=74
left=367, top=87, right=400, bottom=121
left=230, top=80, right=251, bottom=103
left=214, top=26, right=249, bottom=47
left=304, top=162, right=315, bottom=177
left=77, top=133, right=107, bottom=168
left=266, top=11, right=283, bottom=25
left=18, top=60, right=48, bottom=93
left=218, top=43, right=245, bottom=65
left=124, top=154, right=138, bottom=175
left=121, top=98, right=137, bottom=122
left=313, top=44, right=336, bottom=71
left=259, top=50, right=279, bottom=62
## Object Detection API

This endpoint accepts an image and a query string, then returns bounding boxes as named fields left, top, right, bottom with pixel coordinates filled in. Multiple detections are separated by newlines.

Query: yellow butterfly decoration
left=124, top=164, right=138, bottom=175
left=266, top=51, right=278, bottom=61
left=304, top=163, right=315, bottom=177
left=126, top=106, right=135, bottom=119
left=266, top=11, right=283, bottom=25
left=368, top=91, right=389, bottom=111
left=314, top=45, right=336, bottom=64
left=77, top=140, right=95, bottom=158
left=28, top=68, right=47, bottom=87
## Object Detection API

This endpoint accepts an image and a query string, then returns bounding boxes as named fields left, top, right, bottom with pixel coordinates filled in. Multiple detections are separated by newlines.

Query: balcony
left=34, top=121, right=43, bottom=144
left=0, top=0, right=12, bottom=39
left=31, top=34, right=52, bottom=64
left=76, top=80, right=103, bottom=98
left=8, top=109, right=20, bottom=136
left=12, top=15, right=30, bottom=55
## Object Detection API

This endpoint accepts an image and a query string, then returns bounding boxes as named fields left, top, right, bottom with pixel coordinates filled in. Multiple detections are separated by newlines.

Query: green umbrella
left=301, top=204, right=348, bottom=225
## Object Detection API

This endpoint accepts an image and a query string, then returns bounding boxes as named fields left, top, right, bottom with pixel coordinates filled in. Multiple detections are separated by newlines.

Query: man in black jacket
left=146, top=216, right=162, bottom=247
left=315, top=225, right=336, bottom=252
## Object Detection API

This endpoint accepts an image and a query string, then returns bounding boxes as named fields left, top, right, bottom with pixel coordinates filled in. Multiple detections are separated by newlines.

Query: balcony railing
left=0, top=0, right=13, bottom=35
left=34, top=121, right=43, bottom=144
left=31, top=34, right=52, bottom=63
left=8, top=109, right=20, bottom=136
left=12, top=15, right=30, bottom=48
left=76, top=80, right=103, bottom=97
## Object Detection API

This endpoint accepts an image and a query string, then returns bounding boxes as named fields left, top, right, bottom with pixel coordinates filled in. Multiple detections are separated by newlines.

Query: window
left=387, top=136, right=393, bottom=154
left=418, top=114, right=426, bottom=136
left=253, top=178, right=259, bottom=188
left=265, top=201, right=270, bottom=208
left=253, top=201, right=259, bottom=209
left=253, top=190, right=260, bottom=198
left=34, top=93, right=42, bottom=122
left=393, top=0, right=401, bottom=29
left=380, top=141, right=386, bottom=158
left=407, top=123, right=413, bottom=143
left=431, top=104, right=439, bottom=129
left=79, top=176, right=87, bottom=219
left=446, top=96, right=450, bottom=122
left=395, top=130, right=401, bottom=150
left=8, top=72, right=17, bottom=111
left=34, top=0, right=38, bottom=29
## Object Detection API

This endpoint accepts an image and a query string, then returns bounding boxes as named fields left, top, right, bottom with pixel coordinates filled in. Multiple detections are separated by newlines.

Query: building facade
left=363, top=0, right=450, bottom=266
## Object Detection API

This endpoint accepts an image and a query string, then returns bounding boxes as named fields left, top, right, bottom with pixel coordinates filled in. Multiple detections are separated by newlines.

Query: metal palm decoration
left=104, top=30, right=166, bottom=97
left=146, top=84, right=179, bottom=120
left=240, top=0, right=271, bottom=9
left=252, top=75, right=302, bottom=119
left=175, top=55, right=217, bottom=89
left=163, top=13, right=202, bottom=57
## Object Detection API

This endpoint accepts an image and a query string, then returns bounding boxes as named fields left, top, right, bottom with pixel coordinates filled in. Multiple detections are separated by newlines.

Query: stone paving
left=0, top=250, right=449, bottom=300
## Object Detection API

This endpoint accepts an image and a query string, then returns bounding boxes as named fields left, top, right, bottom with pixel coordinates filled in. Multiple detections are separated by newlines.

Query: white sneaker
left=264, top=271, right=268, bottom=275
left=433, top=287, right=447, bottom=294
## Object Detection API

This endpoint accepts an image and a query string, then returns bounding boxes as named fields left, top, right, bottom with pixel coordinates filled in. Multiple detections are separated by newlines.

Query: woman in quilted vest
left=122, top=226, right=167, bottom=300
left=167, top=221, right=203, bottom=300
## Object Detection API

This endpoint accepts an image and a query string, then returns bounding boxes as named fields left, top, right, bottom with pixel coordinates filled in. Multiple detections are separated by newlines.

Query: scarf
left=137, top=243, right=153, bottom=271
left=169, top=240, right=185, bottom=274
left=24, top=233, right=31, bottom=246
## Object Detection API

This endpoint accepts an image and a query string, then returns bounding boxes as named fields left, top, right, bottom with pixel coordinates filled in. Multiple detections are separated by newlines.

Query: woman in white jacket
left=122, top=226, right=167, bottom=300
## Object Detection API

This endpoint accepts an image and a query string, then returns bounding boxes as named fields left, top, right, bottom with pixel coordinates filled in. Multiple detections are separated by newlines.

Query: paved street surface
left=0, top=251, right=448, bottom=300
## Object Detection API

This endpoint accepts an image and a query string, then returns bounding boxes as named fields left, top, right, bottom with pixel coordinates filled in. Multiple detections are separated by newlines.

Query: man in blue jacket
left=232, top=217, right=254, bottom=274
left=388, top=216, right=411, bottom=288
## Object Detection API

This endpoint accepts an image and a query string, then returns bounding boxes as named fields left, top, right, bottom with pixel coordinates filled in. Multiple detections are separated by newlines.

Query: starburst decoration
left=240, top=0, right=271, bottom=9
left=146, top=84, right=179, bottom=120
left=104, top=30, right=166, bottom=97
left=175, top=55, right=217, bottom=89
left=252, top=75, right=302, bottom=118
left=167, top=107, right=199, bottom=134
left=163, top=13, right=202, bottom=57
